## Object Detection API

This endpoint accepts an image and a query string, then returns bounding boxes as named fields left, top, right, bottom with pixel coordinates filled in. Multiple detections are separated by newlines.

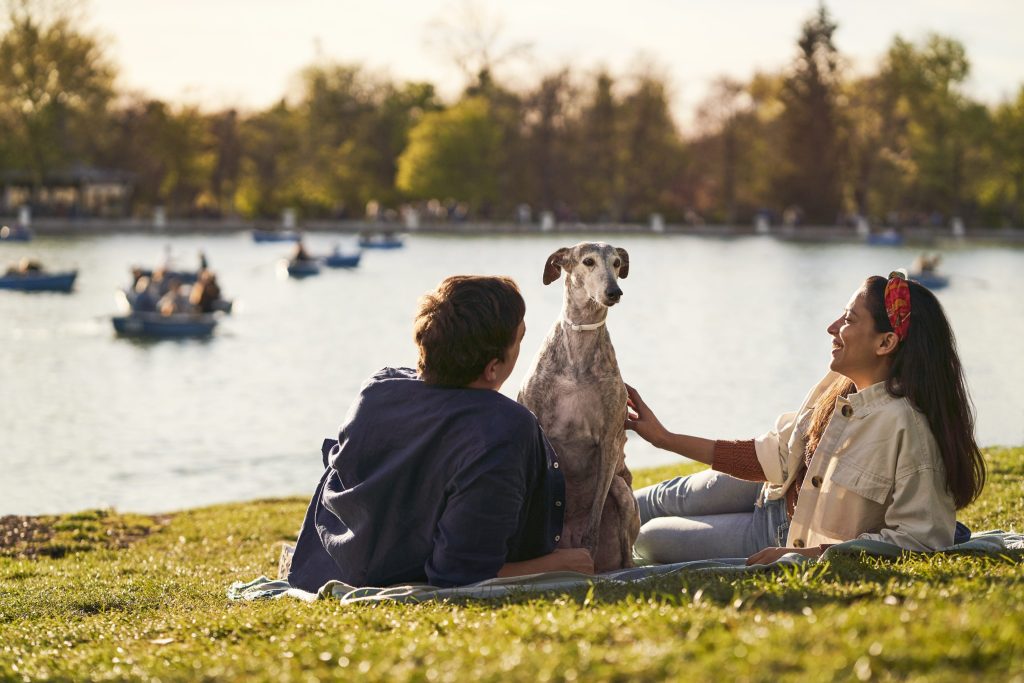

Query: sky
left=83, top=0, right=1023, bottom=128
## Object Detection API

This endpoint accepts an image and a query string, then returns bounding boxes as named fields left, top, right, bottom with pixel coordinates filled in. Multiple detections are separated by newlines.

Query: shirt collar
left=842, top=380, right=895, bottom=413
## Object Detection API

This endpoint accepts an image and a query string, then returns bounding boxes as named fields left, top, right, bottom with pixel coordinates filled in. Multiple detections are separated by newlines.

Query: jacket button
left=793, top=539, right=806, bottom=548
left=841, top=404, right=853, bottom=417
left=811, top=476, right=822, bottom=488
left=555, top=500, right=562, bottom=507
left=553, top=462, right=559, bottom=469
left=554, top=535, right=560, bottom=542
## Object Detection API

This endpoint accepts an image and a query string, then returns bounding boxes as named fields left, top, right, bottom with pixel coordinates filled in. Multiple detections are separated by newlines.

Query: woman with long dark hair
left=626, top=272, right=986, bottom=564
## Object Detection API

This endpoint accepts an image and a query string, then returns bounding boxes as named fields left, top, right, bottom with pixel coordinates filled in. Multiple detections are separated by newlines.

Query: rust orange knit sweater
left=711, top=439, right=806, bottom=517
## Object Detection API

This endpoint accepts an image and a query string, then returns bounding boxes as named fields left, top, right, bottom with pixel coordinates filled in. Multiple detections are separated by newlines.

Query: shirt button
left=841, top=405, right=853, bottom=417
left=553, top=462, right=559, bottom=469
left=554, top=535, right=560, bottom=542
left=555, top=500, right=562, bottom=507
left=793, top=539, right=806, bottom=548
left=811, top=476, right=822, bottom=488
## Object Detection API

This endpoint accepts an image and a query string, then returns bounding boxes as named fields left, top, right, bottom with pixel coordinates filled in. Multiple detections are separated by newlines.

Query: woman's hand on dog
left=624, top=383, right=716, bottom=465
left=624, top=384, right=669, bottom=448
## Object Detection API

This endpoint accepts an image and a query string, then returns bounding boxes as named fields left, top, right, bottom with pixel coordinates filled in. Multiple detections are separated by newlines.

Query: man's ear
left=877, top=332, right=900, bottom=356
left=615, top=247, right=629, bottom=279
left=543, top=247, right=570, bottom=285
left=481, top=357, right=500, bottom=382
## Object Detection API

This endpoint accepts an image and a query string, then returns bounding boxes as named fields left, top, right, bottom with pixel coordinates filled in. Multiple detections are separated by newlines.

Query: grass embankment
left=1, top=448, right=1022, bottom=682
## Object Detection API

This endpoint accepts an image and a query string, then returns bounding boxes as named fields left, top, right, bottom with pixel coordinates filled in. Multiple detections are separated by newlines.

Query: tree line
left=1, top=2, right=1023, bottom=228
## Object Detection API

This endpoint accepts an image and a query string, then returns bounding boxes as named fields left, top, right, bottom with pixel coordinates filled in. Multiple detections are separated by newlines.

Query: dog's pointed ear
left=543, top=247, right=570, bottom=285
left=615, top=247, right=630, bottom=279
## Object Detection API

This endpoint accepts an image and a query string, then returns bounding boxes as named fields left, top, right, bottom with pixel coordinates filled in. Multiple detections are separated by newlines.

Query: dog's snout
left=606, top=285, right=623, bottom=300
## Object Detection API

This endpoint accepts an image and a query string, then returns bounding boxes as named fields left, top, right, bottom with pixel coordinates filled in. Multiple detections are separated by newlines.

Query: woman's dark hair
left=414, top=275, right=525, bottom=387
left=806, top=276, right=985, bottom=509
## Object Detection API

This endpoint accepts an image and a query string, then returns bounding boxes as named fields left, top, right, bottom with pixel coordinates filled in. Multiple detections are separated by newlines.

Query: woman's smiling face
left=827, top=286, right=892, bottom=390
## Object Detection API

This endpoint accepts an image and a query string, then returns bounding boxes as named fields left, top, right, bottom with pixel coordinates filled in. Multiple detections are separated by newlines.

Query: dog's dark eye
left=582, top=258, right=595, bottom=267
left=613, top=259, right=621, bottom=268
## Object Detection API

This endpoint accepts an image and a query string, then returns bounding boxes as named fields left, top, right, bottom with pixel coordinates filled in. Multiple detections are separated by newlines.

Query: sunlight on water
left=1, top=232, right=1022, bottom=514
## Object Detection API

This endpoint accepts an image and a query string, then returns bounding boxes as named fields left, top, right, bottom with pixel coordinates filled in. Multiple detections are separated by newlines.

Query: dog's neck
left=560, top=289, right=609, bottom=332
left=552, top=288, right=618, bottom=376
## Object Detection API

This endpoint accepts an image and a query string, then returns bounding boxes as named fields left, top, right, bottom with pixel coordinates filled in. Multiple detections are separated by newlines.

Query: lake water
left=2, top=231, right=1022, bottom=515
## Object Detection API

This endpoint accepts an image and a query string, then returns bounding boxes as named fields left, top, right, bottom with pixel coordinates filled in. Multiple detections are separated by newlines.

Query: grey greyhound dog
left=518, top=242, right=640, bottom=571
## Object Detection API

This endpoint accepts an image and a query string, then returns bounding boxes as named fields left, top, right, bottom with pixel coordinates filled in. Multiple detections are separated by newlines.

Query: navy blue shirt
left=287, top=367, right=565, bottom=590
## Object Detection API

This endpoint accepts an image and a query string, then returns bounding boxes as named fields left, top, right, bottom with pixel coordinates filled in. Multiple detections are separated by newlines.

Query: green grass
left=1, top=448, right=1022, bottom=682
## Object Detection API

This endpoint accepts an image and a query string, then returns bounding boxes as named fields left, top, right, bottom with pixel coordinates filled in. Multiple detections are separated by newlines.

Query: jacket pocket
left=828, top=457, right=893, bottom=505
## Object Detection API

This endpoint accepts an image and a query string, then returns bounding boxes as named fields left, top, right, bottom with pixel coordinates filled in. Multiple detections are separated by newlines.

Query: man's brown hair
left=414, top=275, right=525, bottom=387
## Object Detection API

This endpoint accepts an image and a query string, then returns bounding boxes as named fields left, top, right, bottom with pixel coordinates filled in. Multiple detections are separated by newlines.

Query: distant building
left=1, top=165, right=134, bottom=218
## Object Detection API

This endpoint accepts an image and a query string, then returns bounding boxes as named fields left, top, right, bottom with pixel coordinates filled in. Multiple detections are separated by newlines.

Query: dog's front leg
left=594, top=474, right=640, bottom=571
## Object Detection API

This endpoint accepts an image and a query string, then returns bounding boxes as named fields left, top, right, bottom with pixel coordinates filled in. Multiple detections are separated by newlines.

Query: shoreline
left=1, top=446, right=1020, bottom=520
left=3, top=216, right=1024, bottom=245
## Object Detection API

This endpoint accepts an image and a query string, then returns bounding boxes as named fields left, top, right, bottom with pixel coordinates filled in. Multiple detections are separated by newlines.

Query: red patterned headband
left=884, top=270, right=911, bottom=341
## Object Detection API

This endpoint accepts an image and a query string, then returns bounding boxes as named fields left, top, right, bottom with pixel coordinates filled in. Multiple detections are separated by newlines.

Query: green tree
left=462, top=70, right=526, bottom=219
left=0, top=0, right=114, bottom=192
left=694, top=78, right=750, bottom=224
left=983, top=87, right=1024, bottom=226
left=290, top=64, right=440, bottom=216
left=97, top=99, right=214, bottom=216
left=396, top=96, right=502, bottom=212
left=347, top=80, right=441, bottom=210
left=234, top=101, right=302, bottom=218
left=841, top=72, right=902, bottom=223
left=521, top=69, right=577, bottom=217
left=775, top=4, right=843, bottom=224
left=293, top=63, right=377, bottom=216
left=883, top=34, right=979, bottom=222
left=617, top=71, right=687, bottom=222
left=575, top=71, right=620, bottom=222
left=207, top=109, right=242, bottom=216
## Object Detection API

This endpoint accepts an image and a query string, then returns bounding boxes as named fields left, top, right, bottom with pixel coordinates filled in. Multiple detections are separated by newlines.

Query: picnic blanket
left=227, top=530, right=1022, bottom=605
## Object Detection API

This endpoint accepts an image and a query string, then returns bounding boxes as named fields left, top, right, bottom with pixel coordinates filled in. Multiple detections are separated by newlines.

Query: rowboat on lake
left=866, top=230, right=904, bottom=246
left=0, top=269, right=77, bottom=292
left=322, top=248, right=362, bottom=268
left=253, top=229, right=301, bottom=243
left=281, top=258, right=321, bottom=278
left=911, top=272, right=950, bottom=290
left=358, top=233, right=404, bottom=249
left=909, top=254, right=949, bottom=290
left=0, top=225, right=33, bottom=242
left=111, top=312, right=218, bottom=338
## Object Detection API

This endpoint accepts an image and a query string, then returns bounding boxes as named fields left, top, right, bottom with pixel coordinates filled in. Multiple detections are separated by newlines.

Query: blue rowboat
left=911, top=272, right=950, bottom=290
left=0, top=270, right=77, bottom=292
left=358, top=235, right=404, bottom=249
left=866, top=231, right=904, bottom=246
left=253, top=229, right=301, bottom=243
left=112, top=312, right=217, bottom=338
left=283, top=258, right=320, bottom=278
left=0, top=225, right=33, bottom=241
left=322, top=251, right=362, bottom=268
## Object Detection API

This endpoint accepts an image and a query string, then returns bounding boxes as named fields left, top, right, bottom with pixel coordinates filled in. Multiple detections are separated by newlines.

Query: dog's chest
left=537, top=374, right=625, bottom=442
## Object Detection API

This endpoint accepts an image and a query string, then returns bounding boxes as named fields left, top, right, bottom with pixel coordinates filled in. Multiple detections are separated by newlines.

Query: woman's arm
left=497, top=548, right=595, bottom=578
left=624, top=384, right=715, bottom=466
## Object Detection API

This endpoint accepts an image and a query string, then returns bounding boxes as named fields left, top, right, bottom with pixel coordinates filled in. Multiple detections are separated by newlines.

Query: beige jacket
left=754, top=372, right=955, bottom=551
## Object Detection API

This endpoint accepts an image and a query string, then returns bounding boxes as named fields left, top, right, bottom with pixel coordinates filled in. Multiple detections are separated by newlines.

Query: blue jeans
left=633, top=470, right=789, bottom=563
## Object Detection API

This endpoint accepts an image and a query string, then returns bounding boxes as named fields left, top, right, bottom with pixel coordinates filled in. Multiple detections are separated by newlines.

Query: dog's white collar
left=561, top=317, right=606, bottom=332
